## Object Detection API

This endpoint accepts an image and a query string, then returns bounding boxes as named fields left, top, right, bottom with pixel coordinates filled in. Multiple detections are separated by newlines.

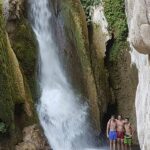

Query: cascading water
left=29, top=0, right=99, bottom=149
left=130, top=45, right=150, bottom=150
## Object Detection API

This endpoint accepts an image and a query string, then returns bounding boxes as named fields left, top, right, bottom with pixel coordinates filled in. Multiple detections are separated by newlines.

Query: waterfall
left=130, top=45, right=150, bottom=150
left=29, top=0, right=98, bottom=149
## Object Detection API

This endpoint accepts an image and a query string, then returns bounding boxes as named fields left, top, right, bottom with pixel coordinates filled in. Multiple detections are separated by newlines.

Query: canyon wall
left=0, top=0, right=147, bottom=148
left=126, top=0, right=150, bottom=149
left=0, top=0, right=103, bottom=147
left=0, top=0, right=45, bottom=148
left=102, top=0, right=138, bottom=143
left=126, top=0, right=150, bottom=54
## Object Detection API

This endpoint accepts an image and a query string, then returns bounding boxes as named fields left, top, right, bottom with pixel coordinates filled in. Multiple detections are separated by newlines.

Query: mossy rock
left=89, top=23, right=110, bottom=114
left=103, top=0, right=128, bottom=61
left=56, top=0, right=100, bottom=130
left=0, top=0, right=38, bottom=144
left=0, top=2, right=14, bottom=132
left=10, top=17, right=38, bottom=100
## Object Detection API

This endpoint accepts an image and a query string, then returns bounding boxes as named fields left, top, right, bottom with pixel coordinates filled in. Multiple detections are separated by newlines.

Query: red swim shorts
left=117, top=131, right=124, bottom=139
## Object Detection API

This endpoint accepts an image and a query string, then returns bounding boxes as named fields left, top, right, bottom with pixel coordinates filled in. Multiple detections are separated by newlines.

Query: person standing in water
left=106, top=115, right=117, bottom=150
left=124, top=118, right=134, bottom=150
left=116, top=115, right=125, bottom=150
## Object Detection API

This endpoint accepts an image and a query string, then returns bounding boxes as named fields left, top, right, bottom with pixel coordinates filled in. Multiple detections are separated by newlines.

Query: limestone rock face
left=16, top=124, right=50, bottom=150
left=0, top=0, right=38, bottom=148
left=50, top=0, right=100, bottom=131
left=90, top=3, right=110, bottom=121
left=125, top=0, right=150, bottom=54
left=126, top=0, right=150, bottom=148
left=130, top=48, right=150, bottom=150
left=102, top=0, right=138, bottom=143
left=9, top=0, right=24, bottom=19
left=107, top=49, right=138, bottom=143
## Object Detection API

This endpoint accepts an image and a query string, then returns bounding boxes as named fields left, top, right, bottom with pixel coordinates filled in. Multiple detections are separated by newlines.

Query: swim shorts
left=117, top=131, right=124, bottom=139
left=124, top=135, right=132, bottom=145
left=109, top=131, right=117, bottom=141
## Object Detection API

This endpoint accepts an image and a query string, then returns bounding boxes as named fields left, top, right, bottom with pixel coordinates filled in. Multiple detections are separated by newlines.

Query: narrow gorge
left=0, top=0, right=150, bottom=149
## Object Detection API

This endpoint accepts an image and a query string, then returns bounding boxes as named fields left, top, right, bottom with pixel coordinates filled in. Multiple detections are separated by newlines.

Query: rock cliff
left=125, top=0, right=150, bottom=54
left=0, top=0, right=149, bottom=148
left=0, top=0, right=40, bottom=148
left=126, top=0, right=150, bottom=149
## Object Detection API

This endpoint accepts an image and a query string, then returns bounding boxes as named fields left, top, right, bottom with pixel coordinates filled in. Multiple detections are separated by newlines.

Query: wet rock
left=9, top=0, right=25, bottom=20
left=16, top=143, right=36, bottom=150
left=16, top=124, right=50, bottom=150
left=50, top=0, right=100, bottom=131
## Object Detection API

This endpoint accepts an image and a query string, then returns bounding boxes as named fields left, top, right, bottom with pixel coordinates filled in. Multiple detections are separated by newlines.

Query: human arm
left=128, top=123, right=135, bottom=138
left=131, top=125, right=135, bottom=137
left=106, top=120, right=110, bottom=138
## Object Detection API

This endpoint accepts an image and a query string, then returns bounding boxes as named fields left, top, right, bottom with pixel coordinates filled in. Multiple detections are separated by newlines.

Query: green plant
left=103, top=0, right=128, bottom=61
left=80, top=0, right=101, bottom=24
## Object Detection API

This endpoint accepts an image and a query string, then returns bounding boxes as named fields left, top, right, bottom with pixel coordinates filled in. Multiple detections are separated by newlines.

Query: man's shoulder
left=115, top=119, right=121, bottom=123
left=108, top=119, right=111, bottom=123
left=115, top=119, right=118, bottom=122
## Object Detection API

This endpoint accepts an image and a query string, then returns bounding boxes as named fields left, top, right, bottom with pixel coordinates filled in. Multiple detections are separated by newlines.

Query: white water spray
left=29, top=0, right=99, bottom=149
left=130, top=45, right=150, bottom=150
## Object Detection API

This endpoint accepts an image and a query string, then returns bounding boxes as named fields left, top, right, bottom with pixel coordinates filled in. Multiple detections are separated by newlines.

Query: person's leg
left=113, top=140, right=116, bottom=150
left=109, top=132, right=113, bottom=150
left=124, top=136, right=127, bottom=150
left=117, top=138, right=120, bottom=150
left=110, top=140, right=113, bottom=150
left=121, top=139, right=124, bottom=150
left=124, top=144, right=127, bottom=150
left=128, top=138, right=132, bottom=150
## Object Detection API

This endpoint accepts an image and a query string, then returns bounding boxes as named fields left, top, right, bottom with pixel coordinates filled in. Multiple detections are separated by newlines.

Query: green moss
left=10, top=18, right=37, bottom=100
left=61, top=0, right=91, bottom=70
left=104, top=0, right=128, bottom=61
left=60, top=0, right=100, bottom=130
left=0, top=3, right=14, bottom=132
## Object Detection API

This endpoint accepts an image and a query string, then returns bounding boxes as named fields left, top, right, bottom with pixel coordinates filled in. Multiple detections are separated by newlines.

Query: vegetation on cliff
left=10, top=18, right=37, bottom=100
left=0, top=2, right=14, bottom=134
left=80, top=0, right=101, bottom=24
left=60, top=0, right=100, bottom=130
left=0, top=1, right=38, bottom=147
left=103, top=0, right=128, bottom=61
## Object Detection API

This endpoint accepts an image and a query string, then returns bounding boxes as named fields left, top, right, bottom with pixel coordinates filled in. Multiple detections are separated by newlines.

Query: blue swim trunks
left=109, top=131, right=117, bottom=140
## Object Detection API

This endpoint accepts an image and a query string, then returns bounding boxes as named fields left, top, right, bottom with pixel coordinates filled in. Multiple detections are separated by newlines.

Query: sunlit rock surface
left=90, top=3, right=110, bottom=119
left=16, top=124, right=50, bottom=150
left=125, top=0, right=150, bottom=54
left=130, top=46, right=150, bottom=150
left=126, top=0, right=150, bottom=149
